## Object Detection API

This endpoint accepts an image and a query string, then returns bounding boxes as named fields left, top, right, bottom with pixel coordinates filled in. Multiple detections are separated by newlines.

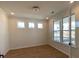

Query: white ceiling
left=0, top=1, right=70, bottom=20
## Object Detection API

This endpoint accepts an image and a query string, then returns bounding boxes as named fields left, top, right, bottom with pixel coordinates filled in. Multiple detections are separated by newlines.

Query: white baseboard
left=3, top=48, right=10, bottom=56
left=48, top=43, right=70, bottom=56
left=7, top=42, right=70, bottom=57
left=10, top=42, right=47, bottom=50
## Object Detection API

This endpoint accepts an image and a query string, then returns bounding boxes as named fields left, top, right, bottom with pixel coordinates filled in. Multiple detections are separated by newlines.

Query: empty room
left=0, top=1, right=79, bottom=58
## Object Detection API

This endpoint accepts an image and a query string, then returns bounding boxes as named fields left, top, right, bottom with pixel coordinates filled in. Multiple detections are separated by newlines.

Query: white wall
left=8, top=16, right=48, bottom=50
left=0, top=8, right=9, bottom=55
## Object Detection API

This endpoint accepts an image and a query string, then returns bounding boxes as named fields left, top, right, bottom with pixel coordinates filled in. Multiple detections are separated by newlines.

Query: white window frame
left=53, top=14, right=76, bottom=47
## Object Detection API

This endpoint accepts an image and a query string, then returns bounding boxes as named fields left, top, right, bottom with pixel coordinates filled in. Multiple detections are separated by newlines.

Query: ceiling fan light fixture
left=33, top=6, right=40, bottom=12
left=51, top=11, right=54, bottom=14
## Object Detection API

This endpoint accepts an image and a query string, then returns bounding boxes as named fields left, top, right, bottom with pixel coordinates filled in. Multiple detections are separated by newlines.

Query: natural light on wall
left=38, top=23, right=43, bottom=29
left=28, top=22, right=35, bottom=29
left=17, top=21, right=25, bottom=29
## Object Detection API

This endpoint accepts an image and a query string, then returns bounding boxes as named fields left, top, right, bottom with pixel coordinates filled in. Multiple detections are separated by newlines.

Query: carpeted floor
left=5, top=45, right=69, bottom=58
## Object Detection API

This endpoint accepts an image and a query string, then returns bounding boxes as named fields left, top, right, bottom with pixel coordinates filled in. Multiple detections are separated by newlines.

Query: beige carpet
left=5, top=45, right=68, bottom=58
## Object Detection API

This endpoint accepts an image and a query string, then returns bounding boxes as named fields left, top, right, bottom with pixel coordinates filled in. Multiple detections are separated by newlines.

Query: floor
left=5, top=45, right=68, bottom=58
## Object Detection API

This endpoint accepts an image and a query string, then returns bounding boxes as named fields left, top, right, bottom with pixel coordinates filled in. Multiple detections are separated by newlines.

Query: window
left=71, top=15, right=76, bottom=47
left=54, top=21, right=60, bottom=42
left=38, top=23, right=43, bottom=29
left=62, top=15, right=76, bottom=47
left=28, top=22, right=34, bottom=29
left=63, top=16, right=70, bottom=44
left=17, top=21, right=25, bottom=29
left=53, top=15, right=76, bottom=47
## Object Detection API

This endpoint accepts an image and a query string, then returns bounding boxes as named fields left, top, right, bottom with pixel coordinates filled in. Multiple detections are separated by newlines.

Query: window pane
left=63, top=31, right=69, bottom=44
left=71, top=21, right=75, bottom=30
left=38, top=23, right=43, bottom=29
left=54, top=31, right=60, bottom=37
left=54, top=37, right=60, bottom=42
left=71, top=31, right=75, bottom=39
left=54, top=21, right=60, bottom=42
left=54, top=31, right=60, bottom=42
left=54, top=21, right=60, bottom=31
left=17, top=21, right=25, bottom=29
left=71, top=31, right=75, bottom=45
left=71, top=15, right=76, bottom=47
left=71, top=15, right=75, bottom=30
left=28, top=22, right=34, bottom=28
left=63, top=17, right=70, bottom=44
left=63, top=31, right=69, bottom=37
left=63, top=17, right=69, bottom=30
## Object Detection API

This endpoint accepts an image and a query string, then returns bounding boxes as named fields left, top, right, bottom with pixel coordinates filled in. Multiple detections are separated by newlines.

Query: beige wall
left=0, top=8, right=9, bottom=55
left=8, top=16, right=48, bottom=50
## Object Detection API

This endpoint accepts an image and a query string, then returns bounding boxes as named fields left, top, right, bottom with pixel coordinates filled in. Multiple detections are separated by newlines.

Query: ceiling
left=0, top=1, right=70, bottom=20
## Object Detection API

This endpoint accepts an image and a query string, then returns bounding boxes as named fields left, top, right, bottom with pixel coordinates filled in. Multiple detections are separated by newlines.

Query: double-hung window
left=54, top=21, right=60, bottom=42
left=53, top=15, right=76, bottom=47
left=63, top=16, right=70, bottom=44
